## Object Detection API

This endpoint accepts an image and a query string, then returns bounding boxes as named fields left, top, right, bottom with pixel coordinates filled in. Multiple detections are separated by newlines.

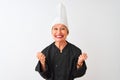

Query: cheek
left=62, top=31, right=68, bottom=35
left=62, top=33, right=68, bottom=38
left=51, top=30, right=54, bottom=34
left=51, top=31, right=56, bottom=36
left=51, top=32, right=54, bottom=36
left=65, top=33, right=68, bottom=37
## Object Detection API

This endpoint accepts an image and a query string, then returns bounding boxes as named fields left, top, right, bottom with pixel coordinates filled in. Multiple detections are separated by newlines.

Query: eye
left=53, top=28, right=58, bottom=30
left=61, top=27, right=66, bottom=30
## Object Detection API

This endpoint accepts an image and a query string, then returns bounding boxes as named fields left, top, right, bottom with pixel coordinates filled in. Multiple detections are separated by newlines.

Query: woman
left=35, top=23, right=88, bottom=80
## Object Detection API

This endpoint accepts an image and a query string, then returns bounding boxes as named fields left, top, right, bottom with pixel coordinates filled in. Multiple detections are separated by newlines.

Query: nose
left=57, top=29, right=61, bottom=34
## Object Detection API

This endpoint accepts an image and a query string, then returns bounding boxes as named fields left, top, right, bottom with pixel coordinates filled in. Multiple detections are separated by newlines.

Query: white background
left=0, top=0, right=120, bottom=80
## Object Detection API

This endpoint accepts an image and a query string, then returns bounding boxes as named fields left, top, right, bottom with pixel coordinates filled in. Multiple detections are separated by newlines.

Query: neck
left=55, top=40, right=67, bottom=52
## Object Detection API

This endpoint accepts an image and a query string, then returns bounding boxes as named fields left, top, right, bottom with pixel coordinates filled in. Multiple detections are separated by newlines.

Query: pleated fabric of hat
left=51, top=2, right=68, bottom=27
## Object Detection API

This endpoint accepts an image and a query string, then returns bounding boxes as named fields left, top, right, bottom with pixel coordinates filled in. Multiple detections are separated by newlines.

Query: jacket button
left=55, top=65, right=58, bottom=67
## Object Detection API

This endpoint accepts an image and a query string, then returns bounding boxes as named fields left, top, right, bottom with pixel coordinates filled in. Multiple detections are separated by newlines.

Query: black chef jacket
left=35, top=41, right=87, bottom=80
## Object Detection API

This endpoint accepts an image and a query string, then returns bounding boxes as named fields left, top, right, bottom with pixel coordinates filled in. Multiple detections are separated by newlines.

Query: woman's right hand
left=37, top=52, right=46, bottom=71
left=37, top=52, right=46, bottom=65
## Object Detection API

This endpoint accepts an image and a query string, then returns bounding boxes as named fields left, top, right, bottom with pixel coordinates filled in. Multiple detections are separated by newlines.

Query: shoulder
left=41, top=42, right=54, bottom=56
left=68, top=42, right=81, bottom=51
left=67, top=42, right=82, bottom=56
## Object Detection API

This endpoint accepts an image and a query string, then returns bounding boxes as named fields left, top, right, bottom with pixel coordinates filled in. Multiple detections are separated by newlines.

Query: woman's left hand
left=77, top=53, right=88, bottom=68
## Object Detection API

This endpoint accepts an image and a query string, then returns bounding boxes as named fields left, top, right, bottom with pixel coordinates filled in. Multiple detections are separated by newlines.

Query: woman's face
left=52, top=24, right=69, bottom=42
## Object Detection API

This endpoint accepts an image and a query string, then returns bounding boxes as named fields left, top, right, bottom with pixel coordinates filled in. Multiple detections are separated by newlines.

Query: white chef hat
left=51, top=2, right=68, bottom=28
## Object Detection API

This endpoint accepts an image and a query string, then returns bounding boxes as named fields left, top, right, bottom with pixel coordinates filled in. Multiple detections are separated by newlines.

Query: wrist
left=77, top=62, right=83, bottom=69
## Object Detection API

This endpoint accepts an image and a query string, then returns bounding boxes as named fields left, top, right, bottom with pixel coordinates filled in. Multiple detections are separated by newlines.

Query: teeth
left=56, top=35, right=62, bottom=38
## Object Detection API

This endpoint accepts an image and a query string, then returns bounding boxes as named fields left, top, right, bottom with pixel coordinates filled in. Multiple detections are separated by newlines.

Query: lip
left=55, top=35, right=64, bottom=38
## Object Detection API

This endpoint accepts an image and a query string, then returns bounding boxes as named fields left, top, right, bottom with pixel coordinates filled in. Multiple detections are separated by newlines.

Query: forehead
left=52, top=24, right=66, bottom=28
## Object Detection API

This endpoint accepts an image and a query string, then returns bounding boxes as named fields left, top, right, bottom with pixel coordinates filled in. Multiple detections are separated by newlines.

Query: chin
left=54, top=39, right=65, bottom=42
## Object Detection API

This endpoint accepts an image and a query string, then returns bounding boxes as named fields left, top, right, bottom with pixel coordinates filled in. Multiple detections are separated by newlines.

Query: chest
left=47, top=47, right=75, bottom=69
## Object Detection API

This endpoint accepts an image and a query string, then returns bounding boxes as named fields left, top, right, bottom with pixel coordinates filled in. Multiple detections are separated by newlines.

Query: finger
left=78, top=54, right=87, bottom=61
left=81, top=54, right=87, bottom=59
left=83, top=53, right=88, bottom=59
left=82, top=53, right=87, bottom=58
left=37, top=52, right=44, bottom=57
left=83, top=55, right=87, bottom=60
left=36, top=52, right=41, bottom=56
left=40, top=53, right=45, bottom=57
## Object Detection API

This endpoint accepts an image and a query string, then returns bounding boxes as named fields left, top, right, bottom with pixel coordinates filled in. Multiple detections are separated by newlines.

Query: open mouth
left=55, top=35, right=64, bottom=38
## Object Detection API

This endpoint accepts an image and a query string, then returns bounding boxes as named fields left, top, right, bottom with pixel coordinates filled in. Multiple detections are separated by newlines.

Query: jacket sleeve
left=35, top=61, right=51, bottom=79
left=71, top=46, right=87, bottom=78
left=35, top=45, right=51, bottom=79
left=72, top=61, right=87, bottom=78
